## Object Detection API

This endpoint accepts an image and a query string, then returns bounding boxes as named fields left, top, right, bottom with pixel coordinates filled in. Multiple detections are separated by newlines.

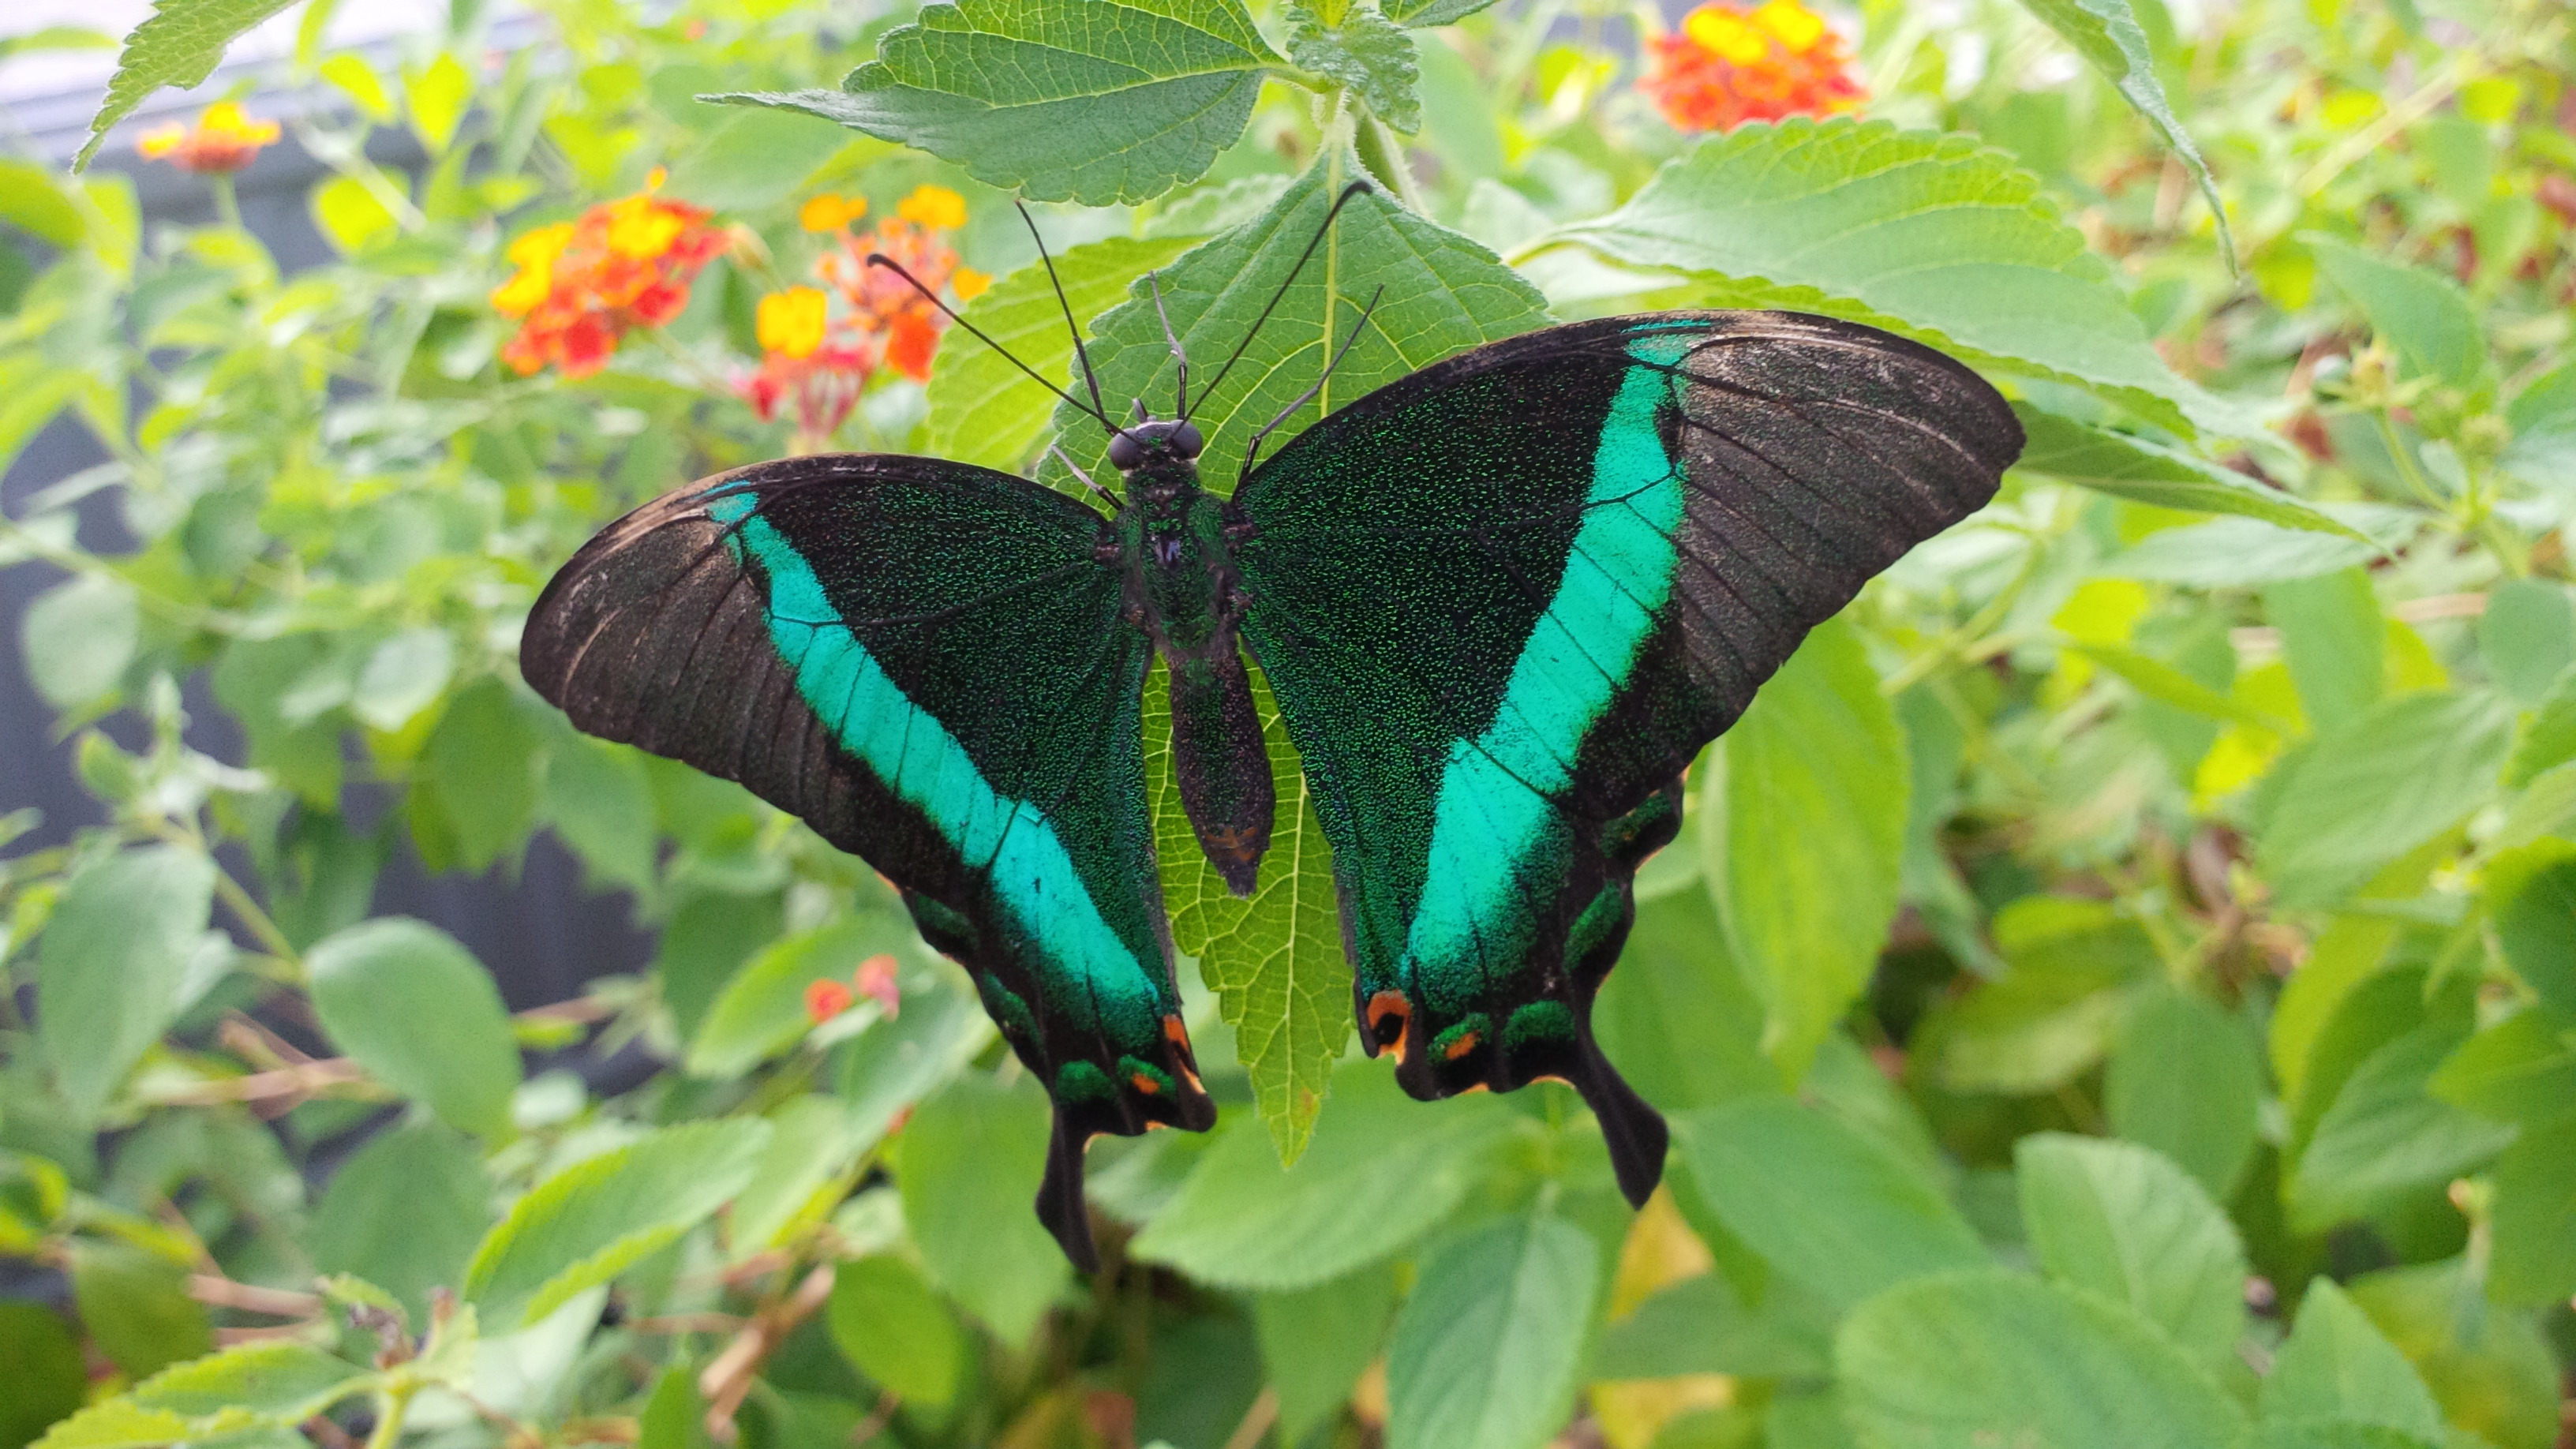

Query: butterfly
left=521, top=185, right=2024, bottom=1269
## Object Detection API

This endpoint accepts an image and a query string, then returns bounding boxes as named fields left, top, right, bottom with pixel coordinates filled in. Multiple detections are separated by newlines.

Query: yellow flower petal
left=897, top=184, right=967, bottom=230
left=800, top=193, right=866, bottom=232
left=1685, top=6, right=1771, bottom=64
left=757, top=286, right=829, bottom=360
left=952, top=267, right=990, bottom=302
left=1753, top=0, right=1827, bottom=51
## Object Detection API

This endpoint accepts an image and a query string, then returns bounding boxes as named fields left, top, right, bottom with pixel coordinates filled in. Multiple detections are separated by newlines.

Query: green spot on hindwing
left=1056, top=1060, right=1115, bottom=1103
left=1505, top=1001, right=1578, bottom=1051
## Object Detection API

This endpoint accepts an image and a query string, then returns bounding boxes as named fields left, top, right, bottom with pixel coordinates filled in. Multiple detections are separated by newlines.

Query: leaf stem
left=365, top=1381, right=417, bottom=1449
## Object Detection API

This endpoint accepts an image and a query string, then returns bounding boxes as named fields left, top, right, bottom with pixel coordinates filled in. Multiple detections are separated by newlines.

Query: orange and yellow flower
left=804, top=977, right=856, bottom=1024
left=492, top=168, right=728, bottom=378
left=137, top=103, right=282, bottom=174
left=743, top=185, right=983, bottom=446
left=1640, top=0, right=1863, bottom=133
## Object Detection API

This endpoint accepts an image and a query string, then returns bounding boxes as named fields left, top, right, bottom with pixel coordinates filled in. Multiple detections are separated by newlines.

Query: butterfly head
left=1106, top=417, right=1204, bottom=474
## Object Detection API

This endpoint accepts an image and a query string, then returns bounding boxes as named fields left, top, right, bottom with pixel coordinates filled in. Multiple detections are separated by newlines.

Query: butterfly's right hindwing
left=522, top=455, right=1212, bottom=1268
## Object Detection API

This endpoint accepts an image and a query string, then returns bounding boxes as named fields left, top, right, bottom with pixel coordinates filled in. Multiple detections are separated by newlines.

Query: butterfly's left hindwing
left=521, top=455, right=1213, bottom=1269
left=1230, top=311, right=2023, bottom=1204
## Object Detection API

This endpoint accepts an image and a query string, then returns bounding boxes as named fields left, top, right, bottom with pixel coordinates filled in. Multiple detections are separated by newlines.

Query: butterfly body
left=523, top=308, right=2023, bottom=1267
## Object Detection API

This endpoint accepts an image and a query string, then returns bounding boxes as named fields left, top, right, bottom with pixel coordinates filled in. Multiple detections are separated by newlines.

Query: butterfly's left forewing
left=1230, top=311, right=2022, bottom=1204
left=522, top=455, right=1212, bottom=1269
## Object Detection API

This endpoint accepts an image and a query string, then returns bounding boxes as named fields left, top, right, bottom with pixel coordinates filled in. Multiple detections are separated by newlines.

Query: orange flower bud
left=805, top=977, right=857, bottom=1023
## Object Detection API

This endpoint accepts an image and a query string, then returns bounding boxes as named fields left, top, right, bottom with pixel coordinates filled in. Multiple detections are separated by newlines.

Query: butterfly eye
left=1169, top=421, right=1204, bottom=459
left=1107, top=432, right=1143, bottom=470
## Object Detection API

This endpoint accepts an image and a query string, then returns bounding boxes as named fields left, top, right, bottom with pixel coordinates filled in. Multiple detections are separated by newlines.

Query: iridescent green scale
left=522, top=305, right=2023, bottom=1267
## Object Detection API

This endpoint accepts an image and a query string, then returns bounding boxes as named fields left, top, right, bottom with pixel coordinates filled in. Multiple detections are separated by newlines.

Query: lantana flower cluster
left=137, top=103, right=282, bottom=174
left=743, top=185, right=990, bottom=449
left=490, top=169, right=730, bottom=378
left=1640, top=0, right=1865, bottom=133
left=804, top=953, right=903, bottom=1024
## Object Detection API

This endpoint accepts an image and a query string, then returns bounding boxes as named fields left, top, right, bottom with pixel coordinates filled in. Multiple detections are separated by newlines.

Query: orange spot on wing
left=1442, top=1030, right=1482, bottom=1061
left=1163, top=1014, right=1190, bottom=1045
left=1131, top=1073, right=1162, bottom=1095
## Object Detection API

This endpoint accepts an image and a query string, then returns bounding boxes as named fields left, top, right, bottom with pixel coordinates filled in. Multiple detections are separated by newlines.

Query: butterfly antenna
left=1148, top=270, right=1188, bottom=417
left=1185, top=180, right=1373, bottom=427
left=1046, top=440, right=1122, bottom=511
left=1017, top=200, right=1114, bottom=432
left=1238, top=283, right=1385, bottom=485
left=866, top=253, right=1114, bottom=431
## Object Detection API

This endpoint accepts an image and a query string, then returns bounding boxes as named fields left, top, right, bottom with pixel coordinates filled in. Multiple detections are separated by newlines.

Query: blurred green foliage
left=2, top=0, right=2572, bottom=1447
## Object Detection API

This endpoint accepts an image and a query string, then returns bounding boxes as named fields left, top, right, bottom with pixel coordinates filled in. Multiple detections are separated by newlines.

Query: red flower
left=1641, top=0, right=1864, bottom=133
left=804, top=978, right=856, bottom=1024
left=492, top=168, right=728, bottom=378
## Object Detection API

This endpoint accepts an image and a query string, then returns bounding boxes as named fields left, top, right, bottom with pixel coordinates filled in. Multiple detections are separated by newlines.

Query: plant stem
left=365, top=1382, right=417, bottom=1449
left=210, top=174, right=245, bottom=234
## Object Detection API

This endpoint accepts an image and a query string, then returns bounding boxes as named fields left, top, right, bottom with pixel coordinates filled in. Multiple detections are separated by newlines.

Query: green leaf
left=2266, top=570, right=2385, bottom=732
left=1131, top=1065, right=1515, bottom=1289
left=2014, top=1134, right=2248, bottom=1366
left=308, top=918, right=522, bottom=1138
left=2256, top=693, right=2511, bottom=908
left=0, top=159, right=88, bottom=250
left=826, top=1256, right=968, bottom=1408
left=2009, top=0, right=2234, bottom=272
left=661, top=107, right=855, bottom=214
left=727, top=1096, right=866, bottom=1259
left=923, top=234, right=1200, bottom=474
left=1383, top=1213, right=1597, bottom=1449
left=655, top=890, right=785, bottom=1042
left=1380, top=0, right=1500, bottom=22
left=2074, top=643, right=2288, bottom=735
left=1701, top=616, right=1908, bottom=1080
left=2478, top=579, right=2574, bottom=708
left=2291, top=1021, right=2517, bottom=1232
left=1144, top=664, right=1346, bottom=1163
left=2305, top=234, right=2490, bottom=395
left=1549, top=118, right=2219, bottom=433
left=1915, top=895, right=2157, bottom=1095
left=2506, top=674, right=2576, bottom=787
left=712, top=0, right=1285, bottom=205
left=1256, top=1268, right=1399, bottom=1447
left=75, top=0, right=300, bottom=171
left=1589, top=886, right=1774, bottom=1114
left=311, top=176, right=401, bottom=256
left=2263, top=1279, right=2446, bottom=1440
left=462, top=1119, right=773, bottom=1328
left=38, top=845, right=218, bottom=1119
left=2484, top=841, right=2576, bottom=1018
left=129, top=1341, right=375, bottom=1419
left=2233, top=1425, right=2438, bottom=1449
left=833, top=961, right=995, bottom=1151
left=2011, top=405, right=2360, bottom=537
left=541, top=736, right=658, bottom=897
left=69, top=1242, right=212, bottom=1381
left=32, top=1402, right=215, bottom=1449
left=422, top=678, right=545, bottom=871
left=0, top=1302, right=87, bottom=1449
left=897, top=1071, right=1067, bottom=1346
left=2108, top=511, right=2405, bottom=588
left=2103, top=987, right=2263, bottom=1201
left=22, top=574, right=139, bottom=710
left=1287, top=3, right=1421, bottom=131
left=404, top=52, right=472, bottom=154
left=1593, top=1269, right=1833, bottom=1380
left=1675, top=1096, right=1986, bottom=1312
left=350, top=628, right=454, bottom=732
left=1837, top=1271, right=2248, bottom=1449
left=687, top=915, right=919, bottom=1078
left=2429, top=1009, right=2576, bottom=1126
left=2488, top=1117, right=2576, bottom=1307
left=2346, top=1260, right=2561, bottom=1449
left=1043, top=144, right=1549, bottom=495
left=308, top=1121, right=494, bottom=1325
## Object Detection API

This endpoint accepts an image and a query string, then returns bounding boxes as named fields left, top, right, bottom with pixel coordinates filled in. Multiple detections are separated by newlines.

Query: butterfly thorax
left=1109, top=425, right=1275, bottom=898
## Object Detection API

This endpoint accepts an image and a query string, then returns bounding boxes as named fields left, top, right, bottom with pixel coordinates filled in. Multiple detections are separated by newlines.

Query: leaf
left=1043, top=144, right=1549, bottom=495
left=75, top=0, right=301, bottom=170
left=1288, top=3, right=1421, bottom=131
left=0, top=1302, right=87, bottom=1449
left=654, top=890, right=784, bottom=1042
left=2256, top=693, right=2510, bottom=907
left=661, top=107, right=854, bottom=214
left=32, top=1402, right=216, bottom=1449
left=2014, top=1134, right=2248, bottom=1366
left=2263, top=1279, right=2446, bottom=1441
left=2291, top=1022, right=2517, bottom=1232
left=826, top=1256, right=968, bottom=1408
left=832, top=960, right=995, bottom=1151
left=1256, top=1268, right=1400, bottom=1447
left=1143, top=664, right=1346, bottom=1162
left=923, top=234, right=1200, bottom=474
left=1589, top=886, right=1776, bottom=1114
left=350, top=627, right=455, bottom=732
left=462, top=1119, right=773, bottom=1328
left=897, top=1071, right=1067, bottom=1346
left=37, top=845, right=218, bottom=1119
left=2266, top=569, right=2385, bottom=732
left=2506, top=674, right=2576, bottom=787
left=2011, top=405, right=2359, bottom=537
left=1381, top=0, right=1501, bottom=22
left=404, top=52, right=472, bottom=154
left=1383, top=1213, right=1598, bottom=1449
left=686, top=914, right=919, bottom=1078
left=2107, top=511, right=2409, bottom=588
left=1593, top=1269, right=1833, bottom=1380
left=2346, top=1261, right=2561, bottom=1449
left=2075, top=643, right=2288, bottom=735
left=1701, top=616, right=1908, bottom=1081
left=2102, top=987, right=2263, bottom=1201
left=1674, top=1096, right=1986, bottom=1312
left=541, top=736, right=658, bottom=896
left=1837, top=1271, right=2249, bottom=1449
left=1915, top=895, right=2157, bottom=1095
left=128, top=1341, right=375, bottom=1419
left=22, top=573, right=139, bottom=711
left=2428, top=1009, right=2576, bottom=1126
left=2488, top=1118, right=2576, bottom=1307
left=307, top=918, right=523, bottom=1139
left=69, top=1242, right=212, bottom=1380
left=422, top=678, right=545, bottom=871
left=2009, top=0, right=2234, bottom=271
left=0, top=159, right=88, bottom=249
left=2234, top=1425, right=2438, bottom=1449
left=2484, top=841, right=2576, bottom=1018
left=1131, top=1065, right=1516, bottom=1289
left=308, top=1121, right=495, bottom=1325
left=2305, top=234, right=2490, bottom=395
left=1548, top=118, right=2220, bottom=433
left=711, top=0, right=1285, bottom=205
left=2478, top=578, right=2574, bottom=708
